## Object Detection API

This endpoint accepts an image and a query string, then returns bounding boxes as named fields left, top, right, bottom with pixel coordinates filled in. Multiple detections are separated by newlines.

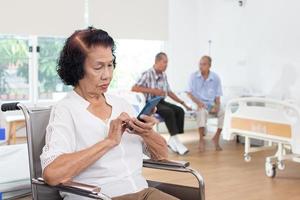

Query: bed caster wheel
left=265, top=162, right=276, bottom=178
left=277, top=161, right=285, bottom=170
left=244, top=154, right=251, bottom=162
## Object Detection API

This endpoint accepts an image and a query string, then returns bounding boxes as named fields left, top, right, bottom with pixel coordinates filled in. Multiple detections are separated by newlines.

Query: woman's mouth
left=99, top=84, right=109, bottom=89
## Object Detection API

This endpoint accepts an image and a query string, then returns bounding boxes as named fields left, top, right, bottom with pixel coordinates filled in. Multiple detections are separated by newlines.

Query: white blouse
left=40, top=91, right=148, bottom=199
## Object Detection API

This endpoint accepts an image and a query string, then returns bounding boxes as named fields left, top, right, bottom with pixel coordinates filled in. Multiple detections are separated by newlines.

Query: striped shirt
left=135, top=67, right=171, bottom=101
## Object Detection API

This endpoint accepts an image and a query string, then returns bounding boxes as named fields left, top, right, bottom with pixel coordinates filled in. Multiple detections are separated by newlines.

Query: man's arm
left=168, top=91, right=192, bottom=110
left=186, top=92, right=206, bottom=109
left=168, top=91, right=183, bottom=104
left=132, top=85, right=165, bottom=96
left=212, top=75, right=222, bottom=113
left=185, top=73, right=205, bottom=109
left=210, top=96, right=221, bottom=113
left=215, top=96, right=221, bottom=106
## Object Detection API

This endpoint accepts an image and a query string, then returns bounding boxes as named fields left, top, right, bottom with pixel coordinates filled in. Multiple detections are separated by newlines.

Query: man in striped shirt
left=132, top=52, right=191, bottom=155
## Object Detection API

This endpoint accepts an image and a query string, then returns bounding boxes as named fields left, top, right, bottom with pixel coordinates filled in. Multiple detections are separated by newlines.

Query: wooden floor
left=144, top=131, right=300, bottom=200
left=15, top=130, right=300, bottom=200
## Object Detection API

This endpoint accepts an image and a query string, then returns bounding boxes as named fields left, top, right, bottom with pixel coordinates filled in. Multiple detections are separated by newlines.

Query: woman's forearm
left=142, top=131, right=168, bottom=160
left=43, top=139, right=116, bottom=186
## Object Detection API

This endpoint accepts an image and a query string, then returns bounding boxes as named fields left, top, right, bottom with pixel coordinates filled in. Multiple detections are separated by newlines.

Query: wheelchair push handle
left=1, top=102, right=20, bottom=112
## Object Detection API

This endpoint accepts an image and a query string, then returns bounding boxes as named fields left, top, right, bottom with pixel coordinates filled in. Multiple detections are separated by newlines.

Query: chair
left=1, top=102, right=205, bottom=200
left=7, top=116, right=26, bottom=145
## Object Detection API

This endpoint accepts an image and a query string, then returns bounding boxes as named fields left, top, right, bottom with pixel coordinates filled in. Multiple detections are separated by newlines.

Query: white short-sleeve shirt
left=40, top=91, right=148, bottom=199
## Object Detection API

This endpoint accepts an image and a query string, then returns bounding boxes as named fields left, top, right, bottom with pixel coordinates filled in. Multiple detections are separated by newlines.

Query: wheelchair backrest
left=25, top=107, right=62, bottom=200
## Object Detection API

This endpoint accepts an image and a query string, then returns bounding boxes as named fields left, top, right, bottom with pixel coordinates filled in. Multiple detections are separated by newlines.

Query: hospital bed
left=1, top=102, right=205, bottom=200
left=223, top=97, right=300, bottom=178
left=0, top=144, right=31, bottom=199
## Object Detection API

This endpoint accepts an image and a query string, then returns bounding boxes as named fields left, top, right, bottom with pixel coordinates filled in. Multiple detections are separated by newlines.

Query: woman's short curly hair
left=57, top=27, right=116, bottom=86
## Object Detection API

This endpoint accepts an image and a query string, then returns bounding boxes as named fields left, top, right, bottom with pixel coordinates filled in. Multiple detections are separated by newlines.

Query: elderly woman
left=40, top=27, right=178, bottom=200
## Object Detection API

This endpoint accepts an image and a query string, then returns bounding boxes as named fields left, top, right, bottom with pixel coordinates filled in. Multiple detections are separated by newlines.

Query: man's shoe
left=167, top=136, right=178, bottom=153
left=174, top=135, right=189, bottom=155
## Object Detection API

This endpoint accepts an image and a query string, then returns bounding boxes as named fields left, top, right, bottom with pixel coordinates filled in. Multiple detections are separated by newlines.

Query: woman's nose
left=101, top=66, right=111, bottom=80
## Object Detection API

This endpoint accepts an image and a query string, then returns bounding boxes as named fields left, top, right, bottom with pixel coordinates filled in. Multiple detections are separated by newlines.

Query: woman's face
left=80, top=45, right=114, bottom=94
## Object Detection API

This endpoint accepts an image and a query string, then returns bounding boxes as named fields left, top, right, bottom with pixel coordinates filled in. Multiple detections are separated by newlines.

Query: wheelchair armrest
left=143, top=159, right=205, bottom=200
left=32, top=177, right=111, bottom=200
left=143, top=159, right=190, bottom=171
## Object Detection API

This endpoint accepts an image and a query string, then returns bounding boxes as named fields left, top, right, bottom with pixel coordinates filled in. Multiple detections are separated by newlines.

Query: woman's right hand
left=106, top=112, right=130, bottom=147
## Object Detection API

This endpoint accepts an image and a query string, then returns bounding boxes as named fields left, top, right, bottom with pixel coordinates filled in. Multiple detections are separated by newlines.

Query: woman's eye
left=94, top=65, right=103, bottom=70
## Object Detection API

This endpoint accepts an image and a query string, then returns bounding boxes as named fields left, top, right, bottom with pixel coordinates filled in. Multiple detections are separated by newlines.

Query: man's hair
left=57, top=26, right=116, bottom=86
left=155, top=52, right=167, bottom=63
left=201, top=55, right=212, bottom=65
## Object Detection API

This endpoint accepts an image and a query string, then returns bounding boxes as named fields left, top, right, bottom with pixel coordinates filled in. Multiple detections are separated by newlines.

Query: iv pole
left=208, top=40, right=212, bottom=56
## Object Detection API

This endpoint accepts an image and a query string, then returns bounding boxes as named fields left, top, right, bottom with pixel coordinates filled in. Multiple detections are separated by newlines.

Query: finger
left=139, top=115, right=156, bottom=125
left=150, top=106, right=157, bottom=115
left=128, top=121, right=145, bottom=133
left=111, top=119, right=127, bottom=133
left=118, top=112, right=131, bottom=122
left=132, top=118, right=153, bottom=130
left=120, top=112, right=131, bottom=120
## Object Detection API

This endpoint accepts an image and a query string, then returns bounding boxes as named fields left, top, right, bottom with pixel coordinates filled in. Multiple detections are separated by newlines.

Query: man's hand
left=210, top=105, right=219, bottom=114
left=197, top=101, right=206, bottom=109
left=182, top=102, right=192, bottom=111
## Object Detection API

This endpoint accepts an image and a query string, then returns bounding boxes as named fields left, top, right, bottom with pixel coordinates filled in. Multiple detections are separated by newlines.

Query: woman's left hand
left=127, top=115, right=157, bottom=137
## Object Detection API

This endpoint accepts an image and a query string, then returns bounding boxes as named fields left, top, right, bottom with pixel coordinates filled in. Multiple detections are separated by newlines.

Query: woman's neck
left=74, top=86, right=104, bottom=104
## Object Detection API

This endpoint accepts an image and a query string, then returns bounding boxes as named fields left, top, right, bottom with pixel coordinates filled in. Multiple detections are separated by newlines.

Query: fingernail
left=140, top=114, right=145, bottom=118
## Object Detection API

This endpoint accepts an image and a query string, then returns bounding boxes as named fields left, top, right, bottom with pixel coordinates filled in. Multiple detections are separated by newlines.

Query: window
left=38, top=37, right=71, bottom=100
left=0, top=35, right=164, bottom=104
left=0, top=35, right=29, bottom=101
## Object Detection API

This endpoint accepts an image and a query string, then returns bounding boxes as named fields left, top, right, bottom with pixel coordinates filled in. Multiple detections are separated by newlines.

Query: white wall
left=201, top=0, right=300, bottom=102
left=165, top=0, right=201, bottom=92
left=89, top=0, right=168, bottom=40
left=167, top=0, right=300, bottom=104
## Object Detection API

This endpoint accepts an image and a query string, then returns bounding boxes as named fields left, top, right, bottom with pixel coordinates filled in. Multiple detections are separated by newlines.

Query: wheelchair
left=1, top=102, right=205, bottom=200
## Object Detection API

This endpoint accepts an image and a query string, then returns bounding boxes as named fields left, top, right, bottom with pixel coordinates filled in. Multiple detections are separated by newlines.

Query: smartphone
left=137, top=96, right=163, bottom=122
